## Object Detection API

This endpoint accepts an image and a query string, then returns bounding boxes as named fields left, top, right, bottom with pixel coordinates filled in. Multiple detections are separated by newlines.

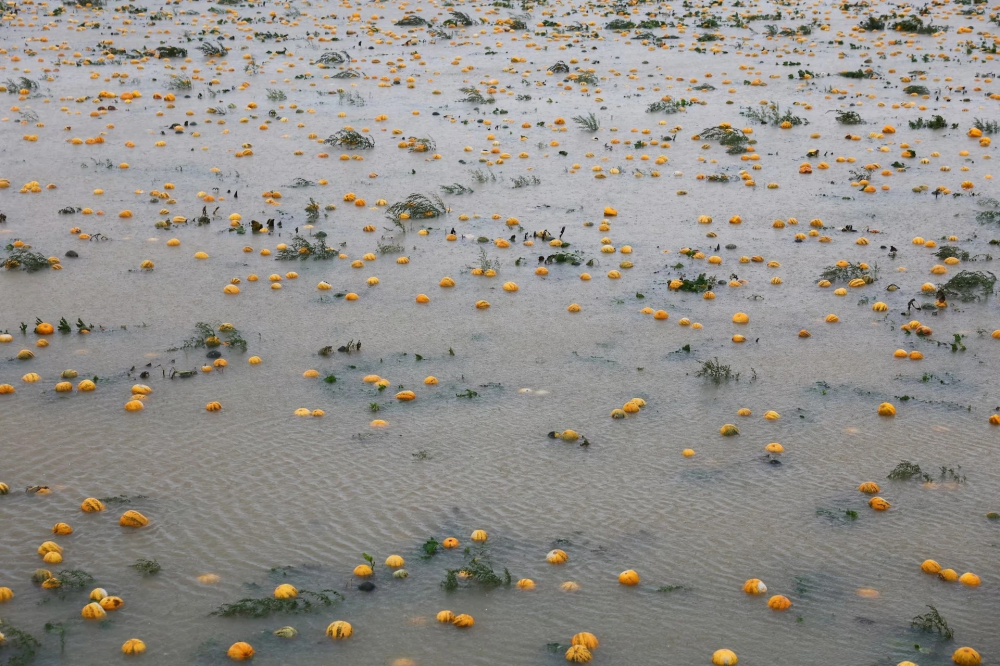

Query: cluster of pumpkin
left=610, top=397, right=647, bottom=420
left=858, top=481, right=893, bottom=512
left=919, top=559, right=981, bottom=586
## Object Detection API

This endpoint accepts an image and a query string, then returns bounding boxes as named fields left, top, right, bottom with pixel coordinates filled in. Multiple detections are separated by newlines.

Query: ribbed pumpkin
left=99, top=596, right=124, bottom=611
left=353, top=564, right=373, bottom=577
left=471, top=530, right=488, bottom=542
left=395, top=390, right=416, bottom=401
left=0, top=587, right=13, bottom=603
left=516, top=579, right=535, bottom=590
left=712, top=649, right=738, bottom=665
left=767, top=594, right=792, bottom=611
left=119, top=510, right=149, bottom=528
left=743, top=579, right=767, bottom=595
left=32, top=569, right=53, bottom=584
left=37, top=541, right=63, bottom=556
left=720, top=424, right=740, bottom=436
left=89, top=587, right=108, bottom=601
left=385, top=554, right=405, bottom=568
left=325, top=621, right=353, bottom=639
left=0, top=483, right=8, bottom=494
left=939, top=568, right=959, bottom=582
left=565, top=645, right=592, bottom=663
left=274, top=584, right=298, bottom=599
left=443, top=537, right=460, bottom=549
left=571, top=632, right=599, bottom=650
left=452, top=614, right=475, bottom=628
left=43, top=551, right=63, bottom=565
left=858, top=482, right=880, bottom=494
left=121, top=639, right=146, bottom=655
left=868, top=497, right=891, bottom=511
left=920, top=559, right=942, bottom=574
left=227, top=642, right=255, bottom=660
left=547, top=549, right=569, bottom=564
left=205, top=401, right=222, bottom=412
left=81, top=498, right=105, bottom=512
left=81, top=602, right=107, bottom=620
left=436, top=610, right=455, bottom=623
left=952, top=647, right=981, bottom=665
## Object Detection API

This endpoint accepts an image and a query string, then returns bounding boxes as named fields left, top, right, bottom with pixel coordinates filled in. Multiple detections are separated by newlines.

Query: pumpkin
left=273, top=626, right=298, bottom=638
left=22, top=373, right=40, bottom=383
left=81, top=498, right=106, bottom=512
left=990, top=414, right=1000, bottom=426
left=516, top=579, right=535, bottom=590
left=939, top=569, right=959, bottom=582
left=732, top=312, right=749, bottom=324
left=353, top=565, right=373, bottom=577
left=712, top=649, right=738, bottom=665
left=274, top=584, right=298, bottom=599
left=952, top=647, right=981, bottom=665
left=618, top=570, right=640, bottom=586
left=124, top=399, right=145, bottom=412
left=393, top=569, right=409, bottom=579
left=0, top=385, right=14, bottom=395
left=43, top=551, right=62, bottom=565
left=81, top=602, right=106, bottom=620
left=248, top=356, right=262, bottom=365
left=547, top=549, right=569, bottom=564
left=197, top=574, right=220, bottom=584
left=326, top=621, right=354, bottom=639
left=765, top=443, right=784, bottom=453
left=439, top=277, right=455, bottom=287
left=443, top=537, right=460, bottom=549
left=763, top=410, right=780, bottom=420
left=571, top=632, right=599, bottom=650
left=396, top=390, right=416, bottom=401
left=743, top=579, right=767, bottom=595
left=89, top=588, right=108, bottom=601
left=100, top=596, right=124, bottom=611
left=877, top=403, right=896, bottom=416
left=227, top=642, right=255, bottom=660
left=54, top=382, right=73, bottom=393
left=767, top=595, right=792, bottom=611
left=623, top=401, right=640, bottom=414
left=565, top=645, right=592, bottom=663
left=41, top=576, right=61, bottom=589
left=872, top=302, right=889, bottom=312
left=77, top=380, right=96, bottom=391
left=17, top=350, right=34, bottom=360
left=560, top=581, right=581, bottom=592
left=121, top=639, right=146, bottom=655
left=720, top=424, right=740, bottom=436
left=436, top=610, right=455, bottom=623
left=858, top=482, right=880, bottom=494
left=206, top=402, right=222, bottom=412
left=682, top=449, right=696, bottom=457
left=921, top=559, right=942, bottom=574
left=452, top=614, right=474, bottom=628
left=560, top=430, right=580, bottom=442
left=958, top=572, right=980, bottom=586
left=0, top=483, right=7, bottom=495
left=475, top=300, right=490, bottom=309
left=35, top=322, right=54, bottom=335
left=38, top=541, right=63, bottom=556
left=32, top=569, right=53, bottom=584
left=868, top=497, right=891, bottom=511
left=0, top=587, right=13, bottom=603
left=385, top=555, right=405, bottom=568
left=119, top=510, right=149, bottom=528
left=471, top=530, right=488, bottom=542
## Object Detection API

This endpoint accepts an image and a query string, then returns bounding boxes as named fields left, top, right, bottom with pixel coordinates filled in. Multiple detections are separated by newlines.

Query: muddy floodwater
left=1, top=0, right=1000, bottom=662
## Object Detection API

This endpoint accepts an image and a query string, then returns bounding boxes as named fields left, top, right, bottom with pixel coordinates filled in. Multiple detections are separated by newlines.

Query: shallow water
left=1, top=0, right=1000, bottom=663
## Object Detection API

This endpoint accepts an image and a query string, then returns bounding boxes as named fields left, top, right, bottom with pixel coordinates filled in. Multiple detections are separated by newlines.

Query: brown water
left=1, top=0, right=1000, bottom=663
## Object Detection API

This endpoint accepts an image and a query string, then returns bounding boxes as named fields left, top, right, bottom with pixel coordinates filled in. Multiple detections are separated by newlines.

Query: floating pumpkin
left=952, top=647, right=981, bottom=665
left=81, top=602, right=106, bottom=620
left=227, top=642, right=255, bottom=660
left=0, top=588, right=13, bottom=603
left=274, top=584, right=298, bottom=599
left=565, top=646, right=592, bottom=663
left=547, top=549, right=569, bottom=564
left=443, top=537, right=460, bottom=549
left=858, top=482, right=880, bottom=494
left=100, top=596, right=124, bottom=611
left=868, top=497, right=891, bottom=511
left=353, top=565, right=373, bottom=577
left=516, top=579, right=535, bottom=590
left=385, top=555, right=405, bottom=568
left=471, top=530, right=488, bottom=542
left=921, top=559, right=942, bottom=574
left=452, top=614, right=475, bottom=628
left=720, top=424, right=740, bottom=436
left=206, top=402, right=222, bottom=412
left=618, top=570, right=640, bottom=586
left=89, top=588, right=107, bottom=601
left=743, top=579, right=767, bottom=595
left=712, top=649, right=738, bottom=665
left=122, top=638, right=146, bottom=655
left=81, top=498, right=106, bottom=513
left=273, top=626, right=297, bottom=639
left=877, top=402, right=896, bottom=416
left=396, top=390, right=416, bottom=401
left=959, top=572, right=980, bottom=586
left=940, top=568, right=959, bottom=582
left=119, top=510, right=148, bottom=528
left=436, top=610, right=455, bottom=623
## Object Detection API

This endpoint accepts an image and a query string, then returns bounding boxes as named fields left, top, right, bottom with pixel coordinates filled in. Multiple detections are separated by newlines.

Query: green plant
left=674, top=273, right=715, bottom=292
left=457, top=86, right=494, bottom=104
left=935, top=246, right=970, bottom=261
left=572, top=112, right=600, bottom=131
left=3, top=246, right=50, bottom=272
left=395, top=15, right=429, bottom=25
left=646, top=99, right=686, bottom=113
left=420, top=537, right=440, bottom=559
left=547, top=60, right=569, bottom=73
left=819, top=262, right=878, bottom=283
left=0, top=620, right=41, bottom=666
left=656, top=585, right=684, bottom=592
left=443, top=10, right=474, bottom=26
left=911, top=606, right=954, bottom=639
left=442, top=548, right=511, bottom=591
left=839, top=68, right=875, bottom=79
left=974, top=117, right=1000, bottom=135
left=903, top=84, right=930, bottom=95
left=156, top=46, right=188, bottom=58
left=130, top=559, right=161, bottom=575
left=324, top=129, right=374, bottom=149
left=376, top=241, right=404, bottom=254
left=211, top=589, right=343, bottom=618
left=891, top=16, right=947, bottom=33
left=835, top=110, right=864, bottom=124
left=695, top=357, right=739, bottom=383
left=440, top=183, right=473, bottom=195
left=606, top=18, right=635, bottom=30
left=909, top=115, right=948, bottom=129
left=858, top=15, right=885, bottom=30
left=275, top=235, right=336, bottom=261
left=386, top=193, right=447, bottom=227
left=55, top=569, right=95, bottom=589
left=511, top=175, right=541, bottom=188
left=740, top=102, right=807, bottom=126
left=44, top=621, right=67, bottom=653
left=887, top=460, right=922, bottom=480
left=265, top=88, right=286, bottom=101
left=940, top=270, right=996, bottom=302
left=197, top=41, right=227, bottom=57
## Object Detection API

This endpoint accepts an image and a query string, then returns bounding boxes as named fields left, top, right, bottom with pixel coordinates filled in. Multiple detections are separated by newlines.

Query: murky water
left=1, top=0, right=999, bottom=662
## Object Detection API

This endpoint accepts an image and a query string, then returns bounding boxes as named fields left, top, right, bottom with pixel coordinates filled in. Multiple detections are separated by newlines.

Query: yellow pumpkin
left=43, top=551, right=63, bottom=565
left=720, top=424, right=740, bottom=436
left=353, top=565, right=373, bottom=577
left=958, top=572, right=980, bottom=586
left=952, top=647, right=981, bottom=665
left=623, top=401, right=641, bottom=414
left=385, top=555, right=405, bottom=568
left=326, top=621, right=354, bottom=639
left=868, top=497, right=891, bottom=511
left=516, top=579, right=535, bottom=590
left=395, top=390, right=416, bottom=401
left=452, top=614, right=475, bottom=628
left=38, top=541, right=63, bottom=556
left=99, top=595, right=125, bottom=611
left=77, top=379, right=96, bottom=391
left=81, top=498, right=106, bottom=512
left=205, top=401, right=222, bottom=412
left=124, top=399, right=145, bottom=412
left=732, top=312, right=749, bottom=324
left=121, top=639, right=146, bottom=655
left=858, top=482, right=880, bottom=494
left=565, top=645, right=592, bottom=663
left=471, top=529, right=488, bottom=542
left=571, top=632, right=599, bottom=650
left=618, top=570, right=640, bottom=586
left=0, top=587, right=13, bottom=603
left=274, top=584, right=298, bottom=599
left=119, top=510, right=149, bottom=528
left=920, top=559, right=942, bottom=574
left=877, top=402, right=896, bottom=416
left=89, top=587, right=107, bottom=601
left=81, top=602, right=107, bottom=620
left=436, top=610, right=455, bottom=623
left=547, top=549, right=569, bottom=564
left=712, top=649, right=738, bottom=665
left=41, top=576, right=61, bottom=589
left=560, top=581, right=581, bottom=592
left=767, top=594, right=792, bottom=611
left=939, top=568, right=959, bottom=582
left=227, top=642, right=255, bottom=660
left=743, top=579, right=767, bottom=595
left=763, top=410, right=780, bottom=420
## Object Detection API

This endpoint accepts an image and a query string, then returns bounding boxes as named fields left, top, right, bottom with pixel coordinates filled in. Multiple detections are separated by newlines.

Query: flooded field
left=1, top=0, right=999, bottom=662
